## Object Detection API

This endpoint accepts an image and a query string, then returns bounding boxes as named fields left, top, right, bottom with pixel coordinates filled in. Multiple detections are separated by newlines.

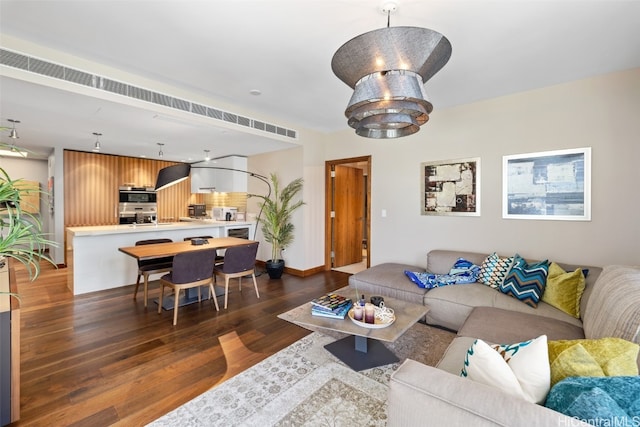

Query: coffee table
left=278, top=287, right=429, bottom=371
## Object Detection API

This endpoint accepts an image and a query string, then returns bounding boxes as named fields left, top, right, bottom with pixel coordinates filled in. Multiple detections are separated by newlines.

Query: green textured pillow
left=548, top=338, right=640, bottom=387
left=542, top=262, right=586, bottom=318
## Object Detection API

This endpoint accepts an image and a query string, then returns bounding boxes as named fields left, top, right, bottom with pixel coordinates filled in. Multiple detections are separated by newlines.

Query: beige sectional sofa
left=348, top=249, right=640, bottom=426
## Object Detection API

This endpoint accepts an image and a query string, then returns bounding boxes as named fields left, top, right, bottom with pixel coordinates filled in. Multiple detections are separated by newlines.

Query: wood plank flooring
left=10, top=261, right=350, bottom=426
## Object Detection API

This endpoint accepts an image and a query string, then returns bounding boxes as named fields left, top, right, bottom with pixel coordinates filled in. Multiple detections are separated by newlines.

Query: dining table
left=119, top=237, right=258, bottom=309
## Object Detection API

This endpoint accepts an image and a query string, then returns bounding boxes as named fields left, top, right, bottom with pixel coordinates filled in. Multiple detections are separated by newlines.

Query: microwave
left=118, top=186, right=157, bottom=204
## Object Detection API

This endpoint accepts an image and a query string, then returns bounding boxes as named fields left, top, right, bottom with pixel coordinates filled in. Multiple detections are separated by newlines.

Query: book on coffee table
left=311, top=293, right=351, bottom=310
left=311, top=292, right=353, bottom=319
left=311, top=300, right=352, bottom=319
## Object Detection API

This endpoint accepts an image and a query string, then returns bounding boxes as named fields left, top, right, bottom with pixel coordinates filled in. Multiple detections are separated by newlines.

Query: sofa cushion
left=478, top=252, right=514, bottom=288
left=499, top=255, right=549, bottom=308
left=425, top=284, right=583, bottom=332
left=348, top=263, right=427, bottom=305
left=460, top=335, right=550, bottom=404
left=582, top=265, right=640, bottom=344
left=437, top=336, right=478, bottom=375
left=544, top=376, right=640, bottom=426
left=458, top=307, right=585, bottom=344
left=548, top=337, right=640, bottom=387
left=542, top=262, right=586, bottom=318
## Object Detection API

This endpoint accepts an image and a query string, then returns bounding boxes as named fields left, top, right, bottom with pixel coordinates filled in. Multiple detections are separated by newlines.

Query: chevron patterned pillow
left=499, top=254, right=549, bottom=307
left=478, top=252, right=514, bottom=288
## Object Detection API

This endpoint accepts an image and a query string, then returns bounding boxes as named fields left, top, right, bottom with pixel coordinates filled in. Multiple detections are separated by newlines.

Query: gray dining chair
left=183, top=236, right=224, bottom=264
left=158, top=248, right=219, bottom=325
left=133, top=238, right=173, bottom=307
left=213, top=241, right=259, bottom=309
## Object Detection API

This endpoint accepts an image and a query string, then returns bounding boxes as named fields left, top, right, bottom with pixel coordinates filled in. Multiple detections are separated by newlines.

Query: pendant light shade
left=155, top=163, right=191, bottom=191
left=332, top=25, right=452, bottom=138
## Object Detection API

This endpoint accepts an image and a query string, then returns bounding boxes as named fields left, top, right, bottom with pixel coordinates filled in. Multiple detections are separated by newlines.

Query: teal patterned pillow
left=499, top=254, right=549, bottom=308
left=478, top=252, right=514, bottom=288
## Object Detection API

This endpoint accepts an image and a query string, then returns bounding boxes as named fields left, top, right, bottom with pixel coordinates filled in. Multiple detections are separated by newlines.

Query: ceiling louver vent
left=0, top=48, right=298, bottom=140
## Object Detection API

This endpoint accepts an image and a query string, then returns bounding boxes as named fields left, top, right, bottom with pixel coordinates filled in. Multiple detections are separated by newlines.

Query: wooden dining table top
left=118, top=237, right=257, bottom=260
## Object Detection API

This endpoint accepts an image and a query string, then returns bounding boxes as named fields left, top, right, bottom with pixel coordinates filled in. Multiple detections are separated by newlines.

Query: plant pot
left=266, top=259, right=285, bottom=279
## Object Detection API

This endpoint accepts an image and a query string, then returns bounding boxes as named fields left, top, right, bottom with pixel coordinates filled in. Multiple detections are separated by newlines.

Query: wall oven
left=118, top=186, right=158, bottom=224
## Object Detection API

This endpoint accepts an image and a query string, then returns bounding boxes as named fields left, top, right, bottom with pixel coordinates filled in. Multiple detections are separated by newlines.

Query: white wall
left=247, top=125, right=327, bottom=270
left=319, top=68, right=640, bottom=268
left=0, top=156, right=49, bottom=229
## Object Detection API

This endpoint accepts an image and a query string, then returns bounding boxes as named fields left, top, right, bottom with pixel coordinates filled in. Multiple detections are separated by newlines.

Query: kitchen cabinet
left=215, top=156, right=247, bottom=193
left=191, top=156, right=247, bottom=193
left=190, top=167, right=217, bottom=193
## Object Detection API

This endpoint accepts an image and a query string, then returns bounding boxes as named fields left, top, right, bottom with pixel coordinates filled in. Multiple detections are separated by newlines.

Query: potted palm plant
left=253, top=173, right=304, bottom=279
left=0, top=164, right=56, bottom=289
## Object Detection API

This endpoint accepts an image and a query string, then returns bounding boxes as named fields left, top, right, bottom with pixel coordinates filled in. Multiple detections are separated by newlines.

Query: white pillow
left=460, top=335, right=550, bottom=404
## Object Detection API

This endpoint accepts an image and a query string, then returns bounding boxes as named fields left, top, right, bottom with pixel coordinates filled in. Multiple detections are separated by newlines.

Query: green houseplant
left=0, top=164, right=56, bottom=291
left=253, top=173, right=304, bottom=279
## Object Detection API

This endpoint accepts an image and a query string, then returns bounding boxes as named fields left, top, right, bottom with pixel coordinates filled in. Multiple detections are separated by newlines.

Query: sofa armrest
left=388, top=359, right=588, bottom=427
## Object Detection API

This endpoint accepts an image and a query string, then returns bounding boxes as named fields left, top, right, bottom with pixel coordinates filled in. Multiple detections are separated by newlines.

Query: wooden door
left=333, top=165, right=364, bottom=267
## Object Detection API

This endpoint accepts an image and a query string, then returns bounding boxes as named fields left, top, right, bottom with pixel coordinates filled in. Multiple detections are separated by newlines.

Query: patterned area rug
left=148, top=322, right=454, bottom=426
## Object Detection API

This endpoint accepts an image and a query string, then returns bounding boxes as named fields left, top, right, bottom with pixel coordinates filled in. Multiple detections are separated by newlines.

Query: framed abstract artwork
left=421, top=157, right=480, bottom=216
left=503, top=147, right=591, bottom=221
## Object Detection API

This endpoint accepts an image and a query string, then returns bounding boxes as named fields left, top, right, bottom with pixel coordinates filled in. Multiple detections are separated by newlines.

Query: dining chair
left=133, top=238, right=174, bottom=307
left=158, top=248, right=219, bottom=325
left=183, top=236, right=224, bottom=264
left=213, top=241, right=259, bottom=309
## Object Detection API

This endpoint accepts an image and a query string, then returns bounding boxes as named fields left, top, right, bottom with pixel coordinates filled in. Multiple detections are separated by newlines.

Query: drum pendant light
left=331, top=2, right=452, bottom=138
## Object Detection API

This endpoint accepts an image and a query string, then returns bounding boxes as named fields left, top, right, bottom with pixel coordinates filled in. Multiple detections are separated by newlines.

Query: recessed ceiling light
left=249, top=89, right=261, bottom=96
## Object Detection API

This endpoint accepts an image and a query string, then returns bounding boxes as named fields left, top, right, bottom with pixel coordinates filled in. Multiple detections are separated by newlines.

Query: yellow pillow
left=548, top=338, right=639, bottom=387
left=542, top=262, right=586, bottom=318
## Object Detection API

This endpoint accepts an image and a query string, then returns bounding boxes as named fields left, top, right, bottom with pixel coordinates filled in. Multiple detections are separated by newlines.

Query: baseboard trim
left=254, top=261, right=327, bottom=278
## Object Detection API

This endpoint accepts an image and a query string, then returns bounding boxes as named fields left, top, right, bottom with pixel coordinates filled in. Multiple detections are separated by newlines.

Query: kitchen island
left=66, top=221, right=256, bottom=295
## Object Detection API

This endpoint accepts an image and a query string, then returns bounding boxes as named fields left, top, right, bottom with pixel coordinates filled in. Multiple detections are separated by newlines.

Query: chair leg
left=143, top=272, right=150, bottom=308
left=252, top=273, right=259, bottom=299
left=134, top=273, right=142, bottom=299
left=224, top=277, right=230, bottom=309
left=158, top=283, right=164, bottom=314
left=208, top=282, right=220, bottom=311
left=173, top=288, right=180, bottom=326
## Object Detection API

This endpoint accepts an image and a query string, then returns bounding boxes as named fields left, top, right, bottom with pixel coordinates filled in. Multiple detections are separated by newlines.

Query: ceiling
left=1, top=0, right=639, bottom=162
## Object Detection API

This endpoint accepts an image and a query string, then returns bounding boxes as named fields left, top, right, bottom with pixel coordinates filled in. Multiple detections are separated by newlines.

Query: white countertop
left=67, top=220, right=256, bottom=237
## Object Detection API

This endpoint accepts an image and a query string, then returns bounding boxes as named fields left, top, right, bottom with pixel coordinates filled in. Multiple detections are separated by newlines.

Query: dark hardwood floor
left=11, top=261, right=350, bottom=426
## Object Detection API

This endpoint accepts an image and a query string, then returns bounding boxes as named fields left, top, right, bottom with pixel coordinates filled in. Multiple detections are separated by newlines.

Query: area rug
left=148, top=322, right=455, bottom=426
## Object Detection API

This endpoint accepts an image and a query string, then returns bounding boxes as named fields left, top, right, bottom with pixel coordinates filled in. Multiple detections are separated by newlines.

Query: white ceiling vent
left=0, top=48, right=298, bottom=140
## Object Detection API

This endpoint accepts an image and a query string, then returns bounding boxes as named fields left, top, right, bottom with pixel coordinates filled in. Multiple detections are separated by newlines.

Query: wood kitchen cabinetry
left=63, top=150, right=202, bottom=227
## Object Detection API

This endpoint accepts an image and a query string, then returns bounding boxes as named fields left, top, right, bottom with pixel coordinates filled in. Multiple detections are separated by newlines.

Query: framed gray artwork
left=421, top=157, right=480, bottom=216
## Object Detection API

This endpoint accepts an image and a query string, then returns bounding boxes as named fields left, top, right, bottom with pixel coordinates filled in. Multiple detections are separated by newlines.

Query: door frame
left=324, top=156, right=372, bottom=271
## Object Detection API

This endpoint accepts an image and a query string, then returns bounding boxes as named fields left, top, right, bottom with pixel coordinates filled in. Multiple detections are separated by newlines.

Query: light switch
left=381, top=209, right=387, bottom=218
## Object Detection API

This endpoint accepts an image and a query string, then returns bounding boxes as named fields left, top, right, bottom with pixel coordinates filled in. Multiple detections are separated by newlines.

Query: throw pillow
left=545, top=376, right=640, bottom=426
left=404, top=258, right=480, bottom=289
left=478, top=252, right=514, bottom=288
left=461, top=335, right=550, bottom=404
left=499, top=254, right=549, bottom=308
left=541, top=262, right=586, bottom=318
left=547, top=338, right=640, bottom=387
